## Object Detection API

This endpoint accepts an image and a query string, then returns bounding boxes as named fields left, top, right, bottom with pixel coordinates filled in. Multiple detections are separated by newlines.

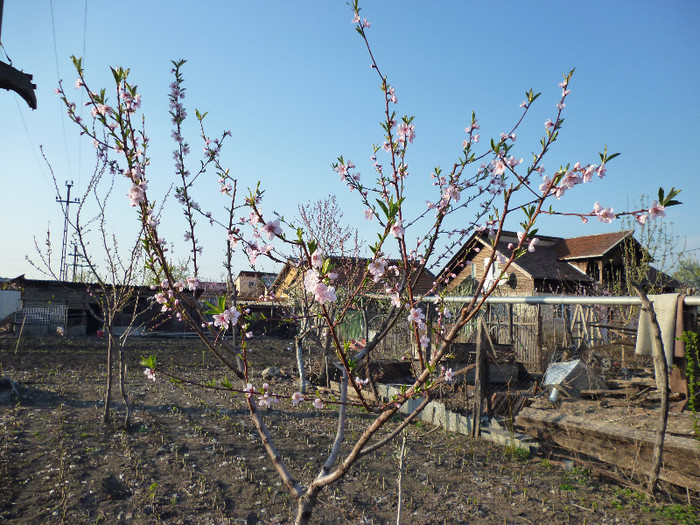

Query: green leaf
left=376, top=199, right=389, bottom=219
left=321, top=258, right=332, bottom=275
left=140, top=355, right=156, bottom=369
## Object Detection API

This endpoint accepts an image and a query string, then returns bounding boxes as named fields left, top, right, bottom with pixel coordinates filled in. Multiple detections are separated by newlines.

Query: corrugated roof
left=554, top=231, right=633, bottom=260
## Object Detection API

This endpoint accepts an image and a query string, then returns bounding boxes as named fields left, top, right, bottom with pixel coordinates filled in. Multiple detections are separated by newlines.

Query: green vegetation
left=680, top=330, right=700, bottom=441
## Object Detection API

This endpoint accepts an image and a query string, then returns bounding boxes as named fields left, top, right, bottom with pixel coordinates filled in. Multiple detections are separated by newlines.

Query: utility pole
left=57, top=181, right=79, bottom=281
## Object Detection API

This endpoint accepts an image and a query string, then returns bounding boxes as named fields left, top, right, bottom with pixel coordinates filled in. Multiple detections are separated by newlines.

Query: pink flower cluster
left=212, top=307, right=241, bottom=331
left=508, top=231, right=539, bottom=253
left=303, top=250, right=337, bottom=305
left=592, top=202, right=615, bottom=223
left=539, top=162, right=606, bottom=201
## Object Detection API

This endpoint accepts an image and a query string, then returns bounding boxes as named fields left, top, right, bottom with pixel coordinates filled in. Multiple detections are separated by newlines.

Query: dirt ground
left=1, top=335, right=698, bottom=524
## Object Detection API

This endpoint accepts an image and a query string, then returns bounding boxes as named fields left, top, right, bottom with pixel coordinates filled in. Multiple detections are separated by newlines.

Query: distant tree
left=297, top=195, right=362, bottom=257
left=617, top=194, right=682, bottom=295
left=673, top=254, right=700, bottom=291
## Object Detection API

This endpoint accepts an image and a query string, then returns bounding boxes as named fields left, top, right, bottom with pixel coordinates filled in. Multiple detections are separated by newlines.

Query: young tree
left=56, top=3, right=680, bottom=522
left=30, top=153, right=148, bottom=428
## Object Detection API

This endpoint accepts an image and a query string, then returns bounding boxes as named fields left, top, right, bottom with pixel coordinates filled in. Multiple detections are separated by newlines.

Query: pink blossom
left=75, top=78, right=84, bottom=89
left=593, top=202, right=615, bottom=223
left=364, top=208, right=375, bottom=220
left=539, top=176, right=552, bottom=194
left=387, top=86, right=397, bottom=104
left=246, top=331, right=254, bottom=339
left=420, top=335, right=430, bottom=349
left=335, top=163, right=348, bottom=181
left=313, top=398, right=324, bottom=409
left=186, top=277, right=199, bottom=291
left=443, top=185, right=461, bottom=203
left=390, top=220, right=405, bottom=237
left=636, top=214, right=648, bottom=225
left=262, top=219, right=282, bottom=240
left=648, top=200, right=666, bottom=219
left=545, top=119, right=554, bottom=130
left=311, top=249, right=323, bottom=269
left=291, top=392, right=304, bottom=406
left=396, top=122, right=415, bottom=144
left=361, top=18, right=371, bottom=28
left=528, top=238, right=539, bottom=252
left=391, top=293, right=402, bottom=308
left=597, top=163, right=607, bottom=178
left=304, top=269, right=320, bottom=294
left=213, top=312, right=229, bottom=329
left=491, top=159, right=506, bottom=176
left=127, top=181, right=147, bottom=207
left=442, top=366, right=453, bottom=383
left=582, top=165, right=596, bottom=183
left=351, top=13, right=360, bottom=23
left=368, top=257, right=388, bottom=282
left=314, top=283, right=337, bottom=305
left=407, top=307, right=425, bottom=325
left=244, top=383, right=256, bottom=398
left=355, top=377, right=370, bottom=389
left=517, top=231, right=526, bottom=243
left=144, top=368, right=156, bottom=381
left=556, top=102, right=565, bottom=110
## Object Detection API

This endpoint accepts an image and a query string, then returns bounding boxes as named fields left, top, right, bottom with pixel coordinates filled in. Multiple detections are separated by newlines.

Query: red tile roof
left=554, top=231, right=634, bottom=260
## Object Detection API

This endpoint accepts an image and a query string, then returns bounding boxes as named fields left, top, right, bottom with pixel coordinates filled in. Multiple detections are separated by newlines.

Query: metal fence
left=337, top=295, right=700, bottom=374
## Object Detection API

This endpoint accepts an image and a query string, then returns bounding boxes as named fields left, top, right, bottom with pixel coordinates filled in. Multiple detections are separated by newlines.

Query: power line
left=49, top=0, right=74, bottom=183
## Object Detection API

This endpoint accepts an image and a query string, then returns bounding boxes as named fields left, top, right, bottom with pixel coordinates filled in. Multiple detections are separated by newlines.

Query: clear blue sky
left=1, top=1, right=699, bottom=281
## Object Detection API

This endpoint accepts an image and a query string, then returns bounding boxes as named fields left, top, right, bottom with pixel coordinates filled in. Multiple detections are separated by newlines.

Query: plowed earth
left=0, top=336, right=697, bottom=524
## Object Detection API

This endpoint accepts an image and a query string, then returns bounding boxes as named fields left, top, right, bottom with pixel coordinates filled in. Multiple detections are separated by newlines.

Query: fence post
left=508, top=303, right=514, bottom=345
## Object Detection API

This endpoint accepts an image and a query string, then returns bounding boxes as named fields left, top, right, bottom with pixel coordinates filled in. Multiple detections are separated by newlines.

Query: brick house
left=234, top=271, right=277, bottom=301
left=438, top=230, right=678, bottom=296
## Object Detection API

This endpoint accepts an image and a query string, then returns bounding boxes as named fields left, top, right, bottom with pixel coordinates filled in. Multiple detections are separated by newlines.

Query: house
left=4, top=275, right=156, bottom=336
left=273, top=256, right=437, bottom=302
left=438, top=230, right=679, bottom=296
left=273, top=255, right=438, bottom=344
left=234, top=271, right=277, bottom=300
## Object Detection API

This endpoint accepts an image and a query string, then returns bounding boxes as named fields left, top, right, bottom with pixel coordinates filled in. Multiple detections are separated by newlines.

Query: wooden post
left=508, top=303, right=514, bottom=345
left=472, top=318, right=490, bottom=438
left=632, top=283, right=669, bottom=494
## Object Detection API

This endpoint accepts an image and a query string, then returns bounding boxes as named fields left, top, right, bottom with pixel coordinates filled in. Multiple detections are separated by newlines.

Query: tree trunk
left=117, top=337, right=131, bottom=430
left=294, top=491, right=319, bottom=525
left=103, top=326, right=113, bottom=423
left=295, top=336, right=308, bottom=394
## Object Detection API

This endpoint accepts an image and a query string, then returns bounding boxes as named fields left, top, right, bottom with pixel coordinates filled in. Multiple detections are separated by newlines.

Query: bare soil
left=0, top=335, right=697, bottom=524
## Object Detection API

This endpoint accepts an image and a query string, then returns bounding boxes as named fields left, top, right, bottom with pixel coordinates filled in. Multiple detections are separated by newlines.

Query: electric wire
left=13, top=95, right=51, bottom=186
left=49, top=0, right=74, bottom=182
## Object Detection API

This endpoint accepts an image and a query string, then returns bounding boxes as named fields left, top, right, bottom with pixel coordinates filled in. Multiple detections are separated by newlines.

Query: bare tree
left=32, top=147, right=148, bottom=429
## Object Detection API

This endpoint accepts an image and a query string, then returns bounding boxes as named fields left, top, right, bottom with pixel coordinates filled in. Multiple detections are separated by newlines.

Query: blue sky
left=1, top=1, right=699, bottom=281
